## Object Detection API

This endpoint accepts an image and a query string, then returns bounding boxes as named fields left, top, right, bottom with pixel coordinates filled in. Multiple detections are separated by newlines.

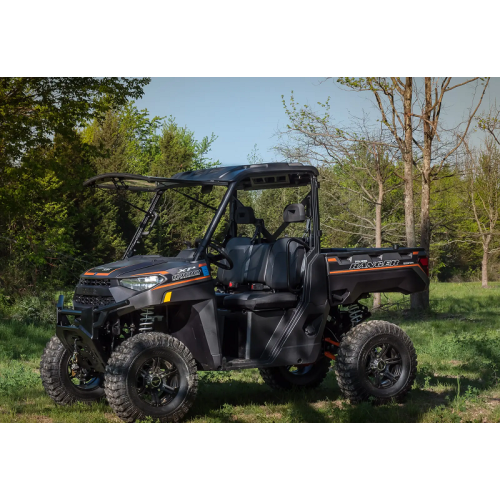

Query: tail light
left=418, top=257, right=429, bottom=276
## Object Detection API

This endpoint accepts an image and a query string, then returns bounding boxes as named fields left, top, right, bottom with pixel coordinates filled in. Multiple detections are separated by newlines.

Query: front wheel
left=40, top=336, right=105, bottom=405
left=104, top=332, right=198, bottom=423
left=335, top=320, right=417, bottom=403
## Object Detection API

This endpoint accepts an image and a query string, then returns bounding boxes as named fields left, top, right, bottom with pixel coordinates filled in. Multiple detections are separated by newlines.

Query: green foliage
left=0, top=360, right=40, bottom=397
left=0, top=77, right=150, bottom=165
left=0, top=95, right=220, bottom=296
left=9, top=292, right=59, bottom=324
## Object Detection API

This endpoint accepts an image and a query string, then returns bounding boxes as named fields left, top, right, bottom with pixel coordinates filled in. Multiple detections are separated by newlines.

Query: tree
left=337, top=78, right=416, bottom=246
left=81, top=109, right=220, bottom=261
left=0, top=78, right=151, bottom=291
left=464, top=137, right=500, bottom=287
left=0, top=77, right=150, bottom=167
left=79, top=104, right=163, bottom=263
left=410, top=78, right=489, bottom=307
left=275, top=96, right=403, bottom=308
left=337, top=77, right=490, bottom=309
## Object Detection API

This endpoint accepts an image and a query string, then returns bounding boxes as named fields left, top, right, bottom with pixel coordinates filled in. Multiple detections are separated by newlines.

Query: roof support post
left=194, top=183, right=237, bottom=261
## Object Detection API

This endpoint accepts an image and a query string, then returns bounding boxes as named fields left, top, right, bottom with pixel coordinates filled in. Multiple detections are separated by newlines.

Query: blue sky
left=137, top=77, right=500, bottom=165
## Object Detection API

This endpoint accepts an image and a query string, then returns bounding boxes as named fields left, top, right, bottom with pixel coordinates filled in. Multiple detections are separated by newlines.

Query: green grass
left=1, top=282, right=500, bottom=423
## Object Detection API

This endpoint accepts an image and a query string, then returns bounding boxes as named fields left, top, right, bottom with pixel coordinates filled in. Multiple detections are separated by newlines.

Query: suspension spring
left=348, top=303, right=363, bottom=326
left=139, top=307, right=154, bottom=333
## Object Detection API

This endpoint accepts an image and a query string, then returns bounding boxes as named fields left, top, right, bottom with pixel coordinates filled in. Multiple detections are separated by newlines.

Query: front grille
left=73, top=294, right=115, bottom=307
left=79, top=278, right=111, bottom=287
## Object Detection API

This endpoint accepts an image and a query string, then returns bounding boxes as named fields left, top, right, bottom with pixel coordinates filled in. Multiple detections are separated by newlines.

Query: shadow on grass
left=188, top=370, right=485, bottom=423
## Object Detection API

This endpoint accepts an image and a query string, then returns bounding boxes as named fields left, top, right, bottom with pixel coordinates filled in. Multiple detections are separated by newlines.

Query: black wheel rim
left=364, top=343, right=403, bottom=390
left=67, top=359, right=101, bottom=390
left=286, top=364, right=313, bottom=376
left=136, top=357, right=180, bottom=407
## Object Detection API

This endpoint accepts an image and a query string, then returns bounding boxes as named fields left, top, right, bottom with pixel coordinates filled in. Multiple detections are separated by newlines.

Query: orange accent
left=325, top=338, right=340, bottom=347
left=199, top=263, right=207, bottom=267
left=413, top=251, right=419, bottom=255
left=84, top=264, right=136, bottom=277
left=325, top=352, right=336, bottom=360
left=330, top=264, right=420, bottom=275
left=328, top=257, right=337, bottom=262
left=129, top=271, right=170, bottom=277
left=153, top=276, right=210, bottom=290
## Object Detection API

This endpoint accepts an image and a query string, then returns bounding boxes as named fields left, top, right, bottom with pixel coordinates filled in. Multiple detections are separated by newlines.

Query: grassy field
left=1, top=282, right=500, bottom=423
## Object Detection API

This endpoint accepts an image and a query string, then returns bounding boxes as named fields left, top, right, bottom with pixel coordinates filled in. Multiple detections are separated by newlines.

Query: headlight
left=120, top=275, right=166, bottom=291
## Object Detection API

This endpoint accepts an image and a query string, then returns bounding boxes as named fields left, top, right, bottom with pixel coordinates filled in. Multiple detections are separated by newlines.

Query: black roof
left=83, top=163, right=318, bottom=192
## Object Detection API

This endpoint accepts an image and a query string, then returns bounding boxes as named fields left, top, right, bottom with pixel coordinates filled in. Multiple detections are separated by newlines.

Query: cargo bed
left=322, top=247, right=429, bottom=305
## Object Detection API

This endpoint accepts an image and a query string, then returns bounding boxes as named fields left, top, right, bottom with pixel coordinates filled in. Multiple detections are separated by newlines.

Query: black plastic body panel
left=325, top=248, right=429, bottom=305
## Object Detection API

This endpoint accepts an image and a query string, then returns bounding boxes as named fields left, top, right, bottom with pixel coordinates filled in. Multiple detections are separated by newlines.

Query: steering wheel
left=205, top=240, right=233, bottom=270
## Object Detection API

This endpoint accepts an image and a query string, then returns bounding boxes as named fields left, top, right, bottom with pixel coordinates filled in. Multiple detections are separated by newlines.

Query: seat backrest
left=262, top=238, right=306, bottom=291
left=246, top=243, right=272, bottom=283
left=217, top=237, right=305, bottom=292
left=217, top=237, right=252, bottom=286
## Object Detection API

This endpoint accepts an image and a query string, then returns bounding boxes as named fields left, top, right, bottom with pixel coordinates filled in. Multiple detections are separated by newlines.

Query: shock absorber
left=348, top=303, right=363, bottom=326
left=139, top=307, right=154, bottom=333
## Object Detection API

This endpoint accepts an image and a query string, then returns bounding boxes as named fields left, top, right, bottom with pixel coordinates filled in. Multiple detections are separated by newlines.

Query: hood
left=82, top=255, right=195, bottom=279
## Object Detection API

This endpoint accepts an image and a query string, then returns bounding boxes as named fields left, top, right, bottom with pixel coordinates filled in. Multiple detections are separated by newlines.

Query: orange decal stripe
left=129, top=271, right=170, bottom=277
left=153, top=276, right=210, bottom=290
left=86, top=264, right=137, bottom=277
left=330, top=264, right=420, bottom=274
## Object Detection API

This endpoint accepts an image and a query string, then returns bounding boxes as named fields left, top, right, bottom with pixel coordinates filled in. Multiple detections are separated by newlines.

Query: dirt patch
left=32, top=415, right=53, bottom=423
left=311, top=400, right=344, bottom=411
left=104, top=412, right=122, bottom=423
left=485, top=397, right=500, bottom=406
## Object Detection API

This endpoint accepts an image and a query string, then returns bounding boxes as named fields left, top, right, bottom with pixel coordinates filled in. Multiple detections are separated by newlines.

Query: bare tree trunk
left=403, top=78, right=415, bottom=248
left=411, top=78, right=433, bottom=310
left=401, top=77, right=421, bottom=311
left=373, top=181, right=383, bottom=309
left=482, top=235, right=491, bottom=288
left=482, top=249, right=489, bottom=288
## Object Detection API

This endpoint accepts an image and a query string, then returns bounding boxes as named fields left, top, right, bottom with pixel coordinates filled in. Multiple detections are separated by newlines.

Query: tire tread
left=335, top=320, right=417, bottom=403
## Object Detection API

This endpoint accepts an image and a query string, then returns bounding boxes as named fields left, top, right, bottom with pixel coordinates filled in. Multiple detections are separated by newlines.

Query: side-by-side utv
left=40, top=163, right=429, bottom=422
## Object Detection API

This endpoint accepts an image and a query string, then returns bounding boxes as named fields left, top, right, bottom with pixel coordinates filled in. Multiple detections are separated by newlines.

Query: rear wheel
left=335, top=320, right=417, bottom=403
left=105, top=332, right=198, bottom=423
left=259, top=357, right=331, bottom=390
left=40, top=336, right=105, bottom=405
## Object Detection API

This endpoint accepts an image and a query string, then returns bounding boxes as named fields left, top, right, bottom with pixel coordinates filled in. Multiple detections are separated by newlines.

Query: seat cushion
left=223, top=291, right=298, bottom=311
left=215, top=292, right=228, bottom=308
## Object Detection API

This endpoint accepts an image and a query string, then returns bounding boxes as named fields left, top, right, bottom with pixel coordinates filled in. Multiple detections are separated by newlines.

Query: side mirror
left=201, top=185, right=213, bottom=195
left=283, top=203, right=306, bottom=223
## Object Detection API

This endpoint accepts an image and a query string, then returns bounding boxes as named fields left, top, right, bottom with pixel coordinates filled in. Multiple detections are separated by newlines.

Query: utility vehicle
left=40, top=163, right=429, bottom=422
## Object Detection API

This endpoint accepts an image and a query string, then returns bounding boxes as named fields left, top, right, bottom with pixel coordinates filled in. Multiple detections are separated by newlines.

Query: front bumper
left=55, top=294, right=129, bottom=372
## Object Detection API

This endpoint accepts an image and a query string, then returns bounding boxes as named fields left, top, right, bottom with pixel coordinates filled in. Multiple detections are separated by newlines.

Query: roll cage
left=84, top=163, right=320, bottom=260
